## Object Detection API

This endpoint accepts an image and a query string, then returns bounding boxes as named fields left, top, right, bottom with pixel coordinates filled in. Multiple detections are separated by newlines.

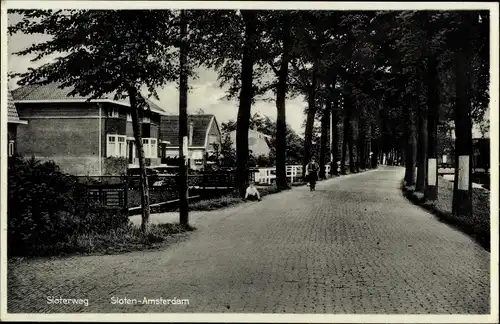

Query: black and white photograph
left=1, top=1, right=498, bottom=322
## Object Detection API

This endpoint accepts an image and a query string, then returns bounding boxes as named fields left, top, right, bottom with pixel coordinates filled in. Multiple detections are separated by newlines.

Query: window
left=142, top=139, right=150, bottom=158
left=107, top=135, right=127, bottom=157
left=208, top=135, right=218, bottom=145
left=8, top=140, right=15, bottom=157
left=127, top=112, right=132, bottom=122
left=142, top=115, right=151, bottom=123
left=108, top=107, right=119, bottom=118
left=118, top=136, right=126, bottom=157
left=141, top=138, right=158, bottom=158
left=151, top=139, right=157, bottom=157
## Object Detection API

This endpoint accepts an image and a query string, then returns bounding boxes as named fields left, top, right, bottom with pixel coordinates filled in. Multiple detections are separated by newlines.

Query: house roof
left=161, top=114, right=216, bottom=147
left=8, top=90, right=20, bottom=121
left=11, top=82, right=167, bottom=115
left=7, top=89, right=27, bottom=124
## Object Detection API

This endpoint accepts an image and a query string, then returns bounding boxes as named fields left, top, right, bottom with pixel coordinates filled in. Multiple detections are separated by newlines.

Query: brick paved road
left=7, top=167, right=490, bottom=314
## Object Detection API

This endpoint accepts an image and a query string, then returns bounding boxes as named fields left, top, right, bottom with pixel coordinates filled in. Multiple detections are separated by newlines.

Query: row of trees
left=9, top=9, right=489, bottom=233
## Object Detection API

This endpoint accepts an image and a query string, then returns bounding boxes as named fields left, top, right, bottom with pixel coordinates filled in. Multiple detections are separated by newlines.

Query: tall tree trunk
left=403, top=99, right=417, bottom=186
left=331, top=97, right=340, bottom=175
left=371, top=119, right=380, bottom=168
left=341, top=112, right=348, bottom=175
left=425, top=55, right=439, bottom=200
left=452, top=46, right=473, bottom=216
left=275, top=12, right=291, bottom=191
left=319, top=102, right=330, bottom=179
left=348, top=120, right=355, bottom=173
left=358, top=113, right=366, bottom=170
left=236, top=10, right=257, bottom=197
left=178, top=9, right=189, bottom=225
left=342, top=92, right=354, bottom=173
left=415, top=75, right=428, bottom=193
left=128, top=86, right=150, bottom=234
left=416, top=108, right=428, bottom=192
left=303, top=85, right=318, bottom=175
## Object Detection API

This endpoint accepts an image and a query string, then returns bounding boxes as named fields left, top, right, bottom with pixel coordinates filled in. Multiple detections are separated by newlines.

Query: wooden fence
left=253, top=164, right=332, bottom=185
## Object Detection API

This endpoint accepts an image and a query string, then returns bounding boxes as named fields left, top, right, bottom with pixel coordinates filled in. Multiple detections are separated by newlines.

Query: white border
left=1, top=1, right=497, bottom=11
left=1, top=1, right=499, bottom=323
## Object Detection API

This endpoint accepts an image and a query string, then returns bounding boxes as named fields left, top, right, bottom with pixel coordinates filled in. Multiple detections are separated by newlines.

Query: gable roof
left=7, top=89, right=27, bottom=124
left=11, top=82, right=167, bottom=115
left=160, top=114, right=216, bottom=147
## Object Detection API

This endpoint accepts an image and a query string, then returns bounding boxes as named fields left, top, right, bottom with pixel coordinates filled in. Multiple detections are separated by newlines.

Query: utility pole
left=178, top=9, right=189, bottom=225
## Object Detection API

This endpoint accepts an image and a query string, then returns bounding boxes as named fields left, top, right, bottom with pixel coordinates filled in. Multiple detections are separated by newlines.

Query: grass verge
left=402, top=177, right=490, bottom=251
left=10, top=223, right=196, bottom=259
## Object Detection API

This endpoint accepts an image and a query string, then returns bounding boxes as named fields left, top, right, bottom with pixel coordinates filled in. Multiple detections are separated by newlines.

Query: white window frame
left=107, top=134, right=127, bottom=157
left=109, top=107, right=119, bottom=118
left=141, top=138, right=157, bottom=158
left=127, top=112, right=132, bottom=122
left=208, top=135, right=218, bottom=144
left=118, top=136, right=126, bottom=157
left=142, top=139, right=150, bottom=158
left=142, top=115, right=151, bottom=123
left=8, top=140, right=15, bottom=157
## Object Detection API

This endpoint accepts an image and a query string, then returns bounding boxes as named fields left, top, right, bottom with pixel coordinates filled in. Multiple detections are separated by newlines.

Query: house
left=229, top=129, right=271, bottom=157
left=160, top=114, right=221, bottom=170
left=11, top=82, right=168, bottom=176
left=7, top=89, right=28, bottom=157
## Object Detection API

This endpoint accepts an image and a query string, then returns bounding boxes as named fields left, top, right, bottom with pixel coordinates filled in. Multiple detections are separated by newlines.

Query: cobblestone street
left=7, top=167, right=490, bottom=314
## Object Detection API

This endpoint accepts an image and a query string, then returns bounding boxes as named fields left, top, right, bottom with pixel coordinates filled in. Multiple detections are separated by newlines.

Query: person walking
left=305, top=157, right=320, bottom=191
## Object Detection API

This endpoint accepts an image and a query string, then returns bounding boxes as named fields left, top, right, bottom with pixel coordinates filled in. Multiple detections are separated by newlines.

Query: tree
left=424, top=12, right=442, bottom=201
left=193, top=10, right=268, bottom=197
left=260, top=11, right=294, bottom=190
left=178, top=10, right=189, bottom=225
left=9, top=10, right=179, bottom=234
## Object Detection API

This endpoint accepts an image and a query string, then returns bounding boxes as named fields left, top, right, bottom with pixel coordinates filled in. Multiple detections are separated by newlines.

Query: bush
left=7, top=155, right=131, bottom=256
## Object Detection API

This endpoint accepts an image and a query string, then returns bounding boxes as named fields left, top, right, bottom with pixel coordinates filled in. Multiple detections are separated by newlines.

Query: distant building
left=160, top=114, right=222, bottom=171
left=11, top=82, right=167, bottom=176
left=7, top=89, right=28, bottom=157
left=229, top=129, right=271, bottom=157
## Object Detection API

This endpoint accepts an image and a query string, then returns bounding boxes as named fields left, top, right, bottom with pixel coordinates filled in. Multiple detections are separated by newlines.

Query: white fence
left=254, top=164, right=331, bottom=185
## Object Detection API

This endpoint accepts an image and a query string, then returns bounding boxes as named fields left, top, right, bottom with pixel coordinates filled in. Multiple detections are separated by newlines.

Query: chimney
left=188, top=121, right=194, bottom=146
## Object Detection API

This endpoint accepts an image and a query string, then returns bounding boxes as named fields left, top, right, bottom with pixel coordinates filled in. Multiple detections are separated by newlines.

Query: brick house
left=160, top=114, right=222, bottom=171
left=7, top=89, right=28, bottom=157
left=229, top=129, right=271, bottom=157
left=11, top=83, right=168, bottom=176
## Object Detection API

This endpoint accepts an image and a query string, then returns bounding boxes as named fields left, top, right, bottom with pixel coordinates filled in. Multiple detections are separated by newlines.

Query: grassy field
left=403, top=177, right=490, bottom=251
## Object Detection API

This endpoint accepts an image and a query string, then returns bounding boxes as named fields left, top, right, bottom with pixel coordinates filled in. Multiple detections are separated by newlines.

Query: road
left=7, top=167, right=490, bottom=314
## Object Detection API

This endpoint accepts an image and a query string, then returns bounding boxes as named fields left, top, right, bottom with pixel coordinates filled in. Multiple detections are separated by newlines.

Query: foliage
left=219, top=133, right=237, bottom=167
left=7, top=155, right=130, bottom=256
left=103, top=157, right=129, bottom=176
left=9, top=10, right=179, bottom=102
left=221, top=114, right=305, bottom=165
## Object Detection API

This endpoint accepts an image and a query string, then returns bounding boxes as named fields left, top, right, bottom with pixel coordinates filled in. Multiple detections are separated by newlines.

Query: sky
left=7, top=13, right=308, bottom=136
